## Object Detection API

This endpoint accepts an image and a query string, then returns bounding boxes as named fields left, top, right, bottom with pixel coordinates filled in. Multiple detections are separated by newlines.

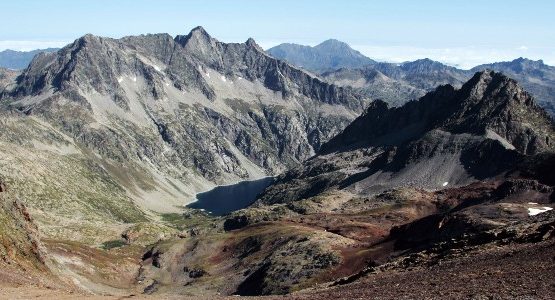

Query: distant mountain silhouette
left=267, top=39, right=375, bottom=72
left=268, top=40, right=555, bottom=117
left=0, top=48, right=59, bottom=69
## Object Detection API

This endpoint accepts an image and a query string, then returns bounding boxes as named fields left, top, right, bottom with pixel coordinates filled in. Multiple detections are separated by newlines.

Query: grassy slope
left=0, top=114, right=152, bottom=244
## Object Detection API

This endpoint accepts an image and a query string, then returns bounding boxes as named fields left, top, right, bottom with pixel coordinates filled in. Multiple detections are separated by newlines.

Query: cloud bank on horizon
left=0, top=40, right=70, bottom=52
left=351, top=44, right=554, bottom=69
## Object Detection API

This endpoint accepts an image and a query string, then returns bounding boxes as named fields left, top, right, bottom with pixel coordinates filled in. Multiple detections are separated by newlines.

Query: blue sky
left=1, top=0, right=554, bottom=68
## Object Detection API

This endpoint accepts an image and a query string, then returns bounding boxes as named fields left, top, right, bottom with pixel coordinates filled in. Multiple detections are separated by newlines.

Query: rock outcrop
left=0, top=181, right=46, bottom=272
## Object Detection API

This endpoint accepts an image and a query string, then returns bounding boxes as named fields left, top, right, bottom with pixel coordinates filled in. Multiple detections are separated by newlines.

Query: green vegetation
left=0, top=116, right=148, bottom=244
left=160, top=212, right=216, bottom=231
left=101, top=239, right=127, bottom=250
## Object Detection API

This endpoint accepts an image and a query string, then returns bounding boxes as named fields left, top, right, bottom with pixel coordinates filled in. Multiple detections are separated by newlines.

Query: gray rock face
left=0, top=68, right=19, bottom=93
left=472, top=58, right=555, bottom=117
left=257, top=71, right=555, bottom=205
left=0, top=184, right=46, bottom=271
left=0, top=26, right=367, bottom=216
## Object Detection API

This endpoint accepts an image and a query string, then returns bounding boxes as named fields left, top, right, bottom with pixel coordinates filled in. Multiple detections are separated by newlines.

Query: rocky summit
left=0, top=25, right=555, bottom=300
left=258, top=70, right=555, bottom=205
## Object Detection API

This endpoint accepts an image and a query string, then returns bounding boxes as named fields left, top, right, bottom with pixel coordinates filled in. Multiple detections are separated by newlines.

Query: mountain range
left=0, top=26, right=366, bottom=244
left=0, top=27, right=554, bottom=298
left=269, top=41, right=555, bottom=117
left=3, top=41, right=554, bottom=118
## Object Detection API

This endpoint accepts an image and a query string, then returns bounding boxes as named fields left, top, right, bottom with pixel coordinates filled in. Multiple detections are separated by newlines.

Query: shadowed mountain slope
left=257, top=70, right=555, bottom=205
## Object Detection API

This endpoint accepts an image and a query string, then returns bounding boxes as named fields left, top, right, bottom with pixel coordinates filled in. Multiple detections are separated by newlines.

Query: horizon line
left=0, top=30, right=553, bottom=70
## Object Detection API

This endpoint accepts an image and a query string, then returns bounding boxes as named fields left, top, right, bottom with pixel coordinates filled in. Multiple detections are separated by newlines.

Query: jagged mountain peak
left=468, top=59, right=555, bottom=118
left=5, top=27, right=365, bottom=112
left=79, top=33, right=102, bottom=42
left=442, top=70, right=554, bottom=153
left=187, top=25, right=211, bottom=40
left=459, top=69, right=510, bottom=95
left=190, top=25, right=209, bottom=35
left=455, top=70, right=535, bottom=110
left=66, top=33, right=110, bottom=53
left=245, top=37, right=263, bottom=51
left=322, top=70, right=554, bottom=155
left=174, top=25, right=216, bottom=48
left=59, top=33, right=103, bottom=54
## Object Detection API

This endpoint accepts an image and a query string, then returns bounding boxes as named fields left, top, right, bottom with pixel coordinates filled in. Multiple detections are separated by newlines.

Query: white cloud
left=0, top=40, right=70, bottom=51
left=351, top=45, right=555, bottom=69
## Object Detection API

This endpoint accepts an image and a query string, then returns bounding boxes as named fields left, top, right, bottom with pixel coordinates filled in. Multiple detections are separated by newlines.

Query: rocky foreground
left=1, top=190, right=554, bottom=299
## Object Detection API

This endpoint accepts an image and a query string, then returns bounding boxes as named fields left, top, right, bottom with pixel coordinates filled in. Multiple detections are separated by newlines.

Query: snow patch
left=442, top=181, right=449, bottom=187
left=165, top=82, right=170, bottom=86
left=221, top=75, right=227, bottom=82
left=117, top=77, right=123, bottom=83
left=528, top=207, right=553, bottom=216
left=132, top=76, right=137, bottom=82
left=205, top=72, right=210, bottom=78
left=154, top=65, right=161, bottom=72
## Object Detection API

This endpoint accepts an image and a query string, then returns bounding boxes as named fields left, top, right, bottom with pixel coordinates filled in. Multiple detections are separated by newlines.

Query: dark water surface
left=187, top=177, right=275, bottom=216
